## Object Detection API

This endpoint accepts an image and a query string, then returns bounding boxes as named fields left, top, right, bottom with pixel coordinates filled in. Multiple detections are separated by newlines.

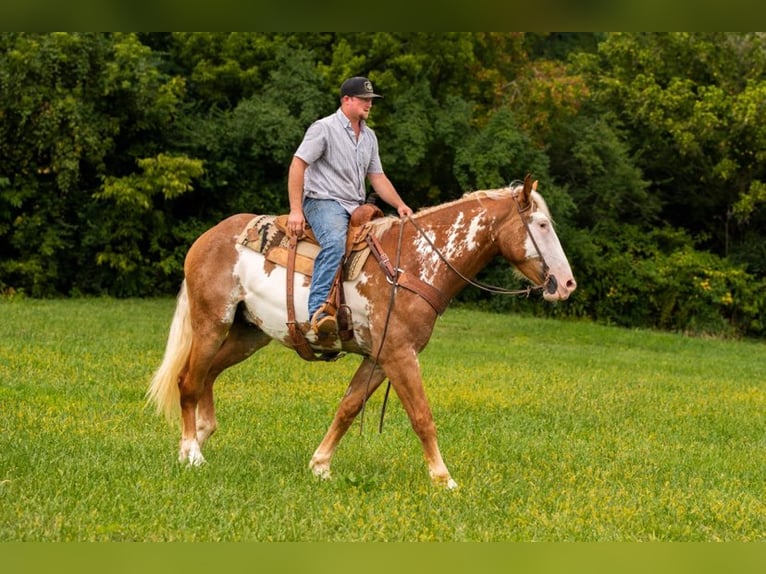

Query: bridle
left=510, top=190, right=559, bottom=296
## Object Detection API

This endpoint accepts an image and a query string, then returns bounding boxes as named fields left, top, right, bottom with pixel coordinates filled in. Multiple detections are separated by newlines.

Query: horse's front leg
left=384, top=350, right=458, bottom=489
left=309, top=357, right=387, bottom=479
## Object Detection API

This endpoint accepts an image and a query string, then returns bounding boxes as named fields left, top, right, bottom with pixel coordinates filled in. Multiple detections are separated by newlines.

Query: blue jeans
left=303, top=197, right=351, bottom=319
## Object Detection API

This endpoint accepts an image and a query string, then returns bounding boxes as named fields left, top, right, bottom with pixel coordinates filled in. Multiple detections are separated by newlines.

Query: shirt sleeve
left=294, top=121, right=326, bottom=164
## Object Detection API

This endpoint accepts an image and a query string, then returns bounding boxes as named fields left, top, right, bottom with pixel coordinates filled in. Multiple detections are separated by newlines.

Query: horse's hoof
left=179, top=439, right=206, bottom=466
left=310, top=463, right=332, bottom=480
left=431, top=473, right=458, bottom=490
left=187, top=452, right=206, bottom=467
left=179, top=453, right=207, bottom=467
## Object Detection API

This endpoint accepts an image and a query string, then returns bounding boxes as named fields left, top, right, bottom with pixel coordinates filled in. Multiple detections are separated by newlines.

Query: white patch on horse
left=524, top=211, right=554, bottom=261
left=414, top=230, right=441, bottom=284
left=234, top=246, right=298, bottom=339
left=464, top=212, right=485, bottom=251
left=234, top=245, right=375, bottom=350
left=442, top=212, right=467, bottom=259
left=346, top=273, right=373, bottom=323
left=533, top=213, right=570, bottom=275
left=414, top=212, right=485, bottom=284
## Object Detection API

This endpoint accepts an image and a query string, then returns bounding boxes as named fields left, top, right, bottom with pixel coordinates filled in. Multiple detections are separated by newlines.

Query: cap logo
left=363, top=80, right=373, bottom=93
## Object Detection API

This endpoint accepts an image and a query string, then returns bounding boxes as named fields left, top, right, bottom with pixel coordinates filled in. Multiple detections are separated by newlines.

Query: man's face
left=345, top=95, right=374, bottom=120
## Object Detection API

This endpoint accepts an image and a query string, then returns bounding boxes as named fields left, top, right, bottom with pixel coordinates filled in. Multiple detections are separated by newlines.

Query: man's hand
left=287, top=209, right=305, bottom=237
left=397, top=204, right=413, bottom=218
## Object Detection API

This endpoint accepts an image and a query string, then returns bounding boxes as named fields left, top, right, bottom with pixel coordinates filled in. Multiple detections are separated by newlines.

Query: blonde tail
left=146, top=282, right=192, bottom=423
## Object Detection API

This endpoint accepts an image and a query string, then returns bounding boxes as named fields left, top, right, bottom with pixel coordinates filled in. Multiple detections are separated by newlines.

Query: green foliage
left=548, top=115, right=657, bottom=229
left=99, top=154, right=203, bottom=209
left=0, top=32, right=191, bottom=296
left=573, top=225, right=765, bottom=337
left=1, top=32, right=765, bottom=337
left=575, top=32, right=766, bottom=264
left=454, top=107, right=550, bottom=190
left=82, top=154, right=205, bottom=296
left=733, top=179, right=766, bottom=223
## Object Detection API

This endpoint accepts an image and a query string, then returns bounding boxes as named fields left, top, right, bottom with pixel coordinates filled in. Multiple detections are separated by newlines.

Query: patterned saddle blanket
left=236, top=213, right=377, bottom=281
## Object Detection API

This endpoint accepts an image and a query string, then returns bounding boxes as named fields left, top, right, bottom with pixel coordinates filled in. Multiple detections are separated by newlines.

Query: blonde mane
left=368, top=183, right=553, bottom=234
left=413, top=186, right=519, bottom=219
left=365, top=183, right=555, bottom=240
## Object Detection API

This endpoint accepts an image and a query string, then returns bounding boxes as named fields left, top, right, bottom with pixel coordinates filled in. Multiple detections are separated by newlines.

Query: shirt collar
left=336, top=107, right=366, bottom=132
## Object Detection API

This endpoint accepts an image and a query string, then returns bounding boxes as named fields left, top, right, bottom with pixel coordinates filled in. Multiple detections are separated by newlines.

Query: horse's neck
left=405, top=197, right=502, bottom=296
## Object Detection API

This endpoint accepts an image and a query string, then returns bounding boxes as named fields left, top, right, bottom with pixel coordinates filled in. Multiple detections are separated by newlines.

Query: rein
left=359, top=217, right=405, bottom=435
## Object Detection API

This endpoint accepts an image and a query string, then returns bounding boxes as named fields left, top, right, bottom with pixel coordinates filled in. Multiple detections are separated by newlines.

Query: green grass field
left=1, top=298, right=764, bottom=541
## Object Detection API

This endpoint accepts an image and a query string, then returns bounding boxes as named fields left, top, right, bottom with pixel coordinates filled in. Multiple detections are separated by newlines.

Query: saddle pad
left=265, top=244, right=319, bottom=276
left=237, top=215, right=371, bottom=280
left=237, top=215, right=279, bottom=252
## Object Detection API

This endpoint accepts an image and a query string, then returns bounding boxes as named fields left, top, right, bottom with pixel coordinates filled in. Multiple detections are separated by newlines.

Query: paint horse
left=147, top=176, right=576, bottom=489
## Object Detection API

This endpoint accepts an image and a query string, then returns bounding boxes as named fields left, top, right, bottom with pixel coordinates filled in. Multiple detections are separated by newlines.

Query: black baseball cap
left=340, top=76, right=382, bottom=99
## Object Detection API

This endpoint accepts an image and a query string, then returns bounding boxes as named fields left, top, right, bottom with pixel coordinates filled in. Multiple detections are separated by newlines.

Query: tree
left=0, top=32, right=190, bottom=295
left=0, top=32, right=763, bottom=336
left=575, top=32, right=766, bottom=272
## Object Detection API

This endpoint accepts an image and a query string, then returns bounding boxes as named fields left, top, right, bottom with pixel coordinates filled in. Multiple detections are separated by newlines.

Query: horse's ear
left=532, top=180, right=538, bottom=192
left=521, top=174, right=533, bottom=205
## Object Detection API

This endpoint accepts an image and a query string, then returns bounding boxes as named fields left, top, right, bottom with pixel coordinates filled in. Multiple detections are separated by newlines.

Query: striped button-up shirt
left=294, top=108, right=384, bottom=214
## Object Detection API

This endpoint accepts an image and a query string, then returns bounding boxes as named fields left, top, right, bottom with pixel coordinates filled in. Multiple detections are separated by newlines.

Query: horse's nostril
left=546, top=275, right=558, bottom=294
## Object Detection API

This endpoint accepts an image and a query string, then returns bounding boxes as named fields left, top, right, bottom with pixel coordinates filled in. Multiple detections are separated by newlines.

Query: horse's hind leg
left=178, top=321, right=229, bottom=465
left=309, top=357, right=387, bottom=479
left=195, top=315, right=271, bottom=448
left=175, top=213, right=258, bottom=465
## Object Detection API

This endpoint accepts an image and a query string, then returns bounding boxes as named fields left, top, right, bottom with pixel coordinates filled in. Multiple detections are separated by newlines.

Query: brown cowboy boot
left=311, top=306, right=337, bottom=336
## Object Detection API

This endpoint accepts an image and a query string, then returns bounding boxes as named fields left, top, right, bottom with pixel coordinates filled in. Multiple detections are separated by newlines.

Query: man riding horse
left=286, top=76, right=413, bottom=336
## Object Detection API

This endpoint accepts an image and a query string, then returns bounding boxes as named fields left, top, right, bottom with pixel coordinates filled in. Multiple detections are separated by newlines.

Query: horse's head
left=498, top=176, right=576, bottom=301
